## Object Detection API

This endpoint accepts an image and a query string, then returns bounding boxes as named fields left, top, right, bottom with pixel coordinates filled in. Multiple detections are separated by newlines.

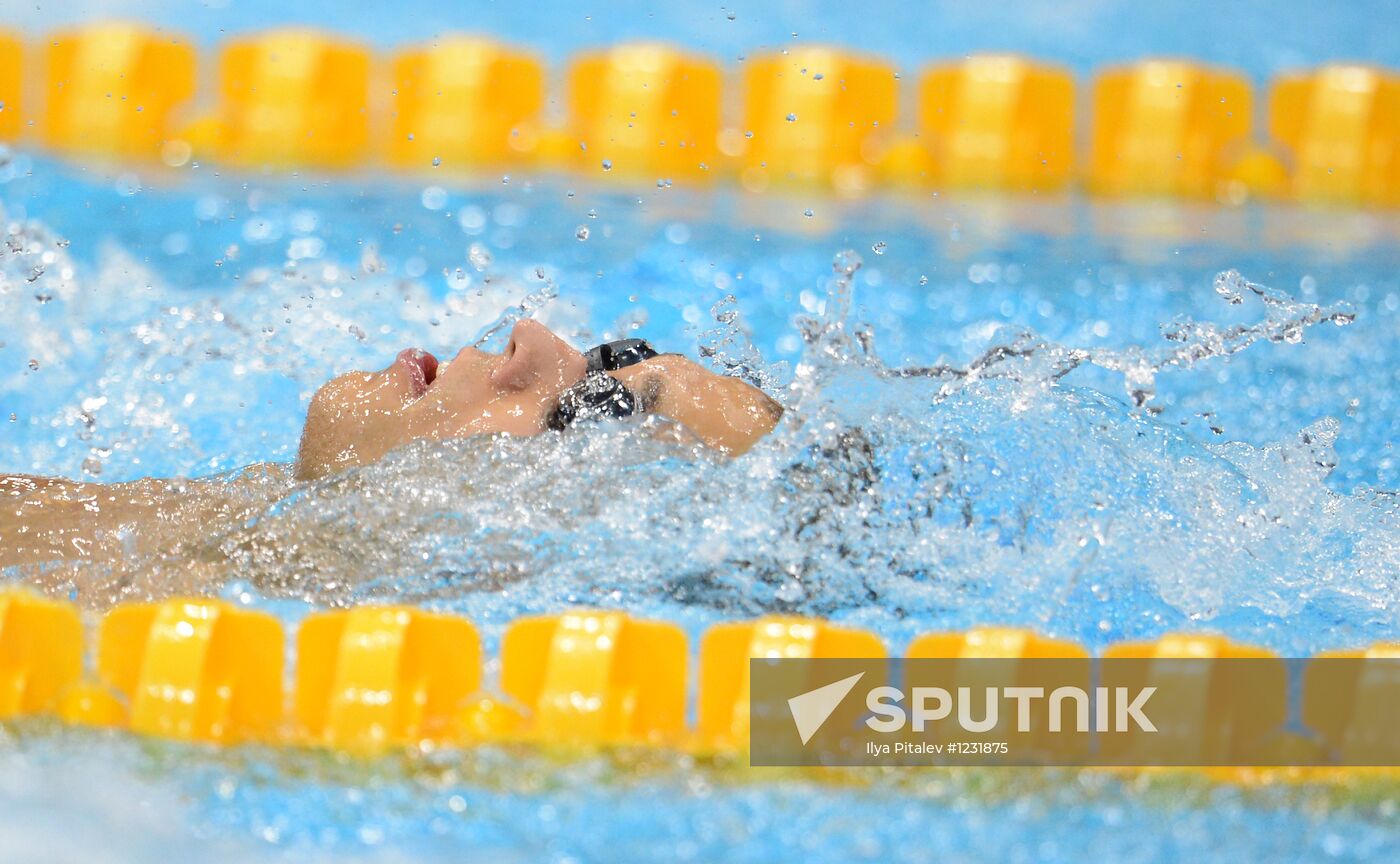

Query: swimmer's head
left=296, top=319, right=587, bottom=480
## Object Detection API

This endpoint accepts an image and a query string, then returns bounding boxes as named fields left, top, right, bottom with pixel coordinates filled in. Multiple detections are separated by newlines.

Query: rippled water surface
left=2, top=149, right=1399, bottom=861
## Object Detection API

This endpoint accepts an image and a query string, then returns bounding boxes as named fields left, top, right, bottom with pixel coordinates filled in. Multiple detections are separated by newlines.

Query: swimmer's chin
left=293, top=419, right=713, bottom=483
left=294, top=428, right=535, bottom=482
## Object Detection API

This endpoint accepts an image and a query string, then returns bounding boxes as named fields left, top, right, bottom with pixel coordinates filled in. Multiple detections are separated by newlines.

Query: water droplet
left=109, top=173, right=144, bottom=199
left=575, top=226, right=590, bottom=241
left=803, top=208, right=814, bottom=218
left=601, top=159, right=613, bottom=172
left=832, top=250, right=863, bottom=276
left=919, top=275, right=929, bottom=286
left=786, top=113, right=797, bottom=122
left=871, top=241, right=887, bottom=255
left=1213, top=269, right=1245, bottom=305
left=665, top=223, right=690, bottom=245
left=421, top=185, right=447, bottom=210
left=431, top=156, right=442, bottom=167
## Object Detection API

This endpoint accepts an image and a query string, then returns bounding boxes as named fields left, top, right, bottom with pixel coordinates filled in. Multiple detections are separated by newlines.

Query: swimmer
left=0, top=319, right=783, bottom=572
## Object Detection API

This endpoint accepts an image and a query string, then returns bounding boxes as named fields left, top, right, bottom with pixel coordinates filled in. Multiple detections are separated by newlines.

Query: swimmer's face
left=296, top=319, right=587, bottom=479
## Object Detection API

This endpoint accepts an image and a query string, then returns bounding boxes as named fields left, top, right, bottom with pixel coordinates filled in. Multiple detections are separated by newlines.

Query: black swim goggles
left=546, top=338, right=660, bottom=430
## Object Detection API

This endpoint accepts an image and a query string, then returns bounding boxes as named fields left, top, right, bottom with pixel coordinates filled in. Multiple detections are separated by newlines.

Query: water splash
left=867, top=266, right=1354, bottom=411
left=0, top=209, right=583, bottom=477
left=3, top=172, right=1399, bottom=863
left=5, top=236, right=1394, bottom=655
left=469, top=265, right=561, bottom=353
left=697, top=294, right=788, bottom=393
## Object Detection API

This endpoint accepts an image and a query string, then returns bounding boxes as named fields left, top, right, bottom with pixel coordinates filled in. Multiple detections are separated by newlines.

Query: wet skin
left=296, top=318, right=782, bottom=479
left=1, top=320, right=783, bottom=571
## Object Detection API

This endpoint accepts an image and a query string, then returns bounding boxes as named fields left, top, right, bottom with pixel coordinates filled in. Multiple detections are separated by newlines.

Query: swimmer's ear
left=546, top=373, right=642, bottom=430
left=544, top=401, right=568, bottom=432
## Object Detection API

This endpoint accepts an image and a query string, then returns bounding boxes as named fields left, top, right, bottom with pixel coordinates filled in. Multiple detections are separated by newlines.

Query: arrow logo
left=787, top=672, right=865, bottom=745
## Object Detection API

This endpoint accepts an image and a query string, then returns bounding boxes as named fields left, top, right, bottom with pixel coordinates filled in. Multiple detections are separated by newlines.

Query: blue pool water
left=2, top=149, right=1398, bottom=861
left=3, top=0, right=1400, bottom=859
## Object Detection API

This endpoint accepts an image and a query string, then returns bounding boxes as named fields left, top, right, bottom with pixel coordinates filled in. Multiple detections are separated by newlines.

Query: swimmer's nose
left=490, top=319, right=586, bottom=392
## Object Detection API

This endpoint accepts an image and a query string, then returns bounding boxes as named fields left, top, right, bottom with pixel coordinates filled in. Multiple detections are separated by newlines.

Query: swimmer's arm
left=0, top=474, right=167, bottom=568
left=0, top=466, right=287, bottom=570
left=609, top=355, right=783, bottom=454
